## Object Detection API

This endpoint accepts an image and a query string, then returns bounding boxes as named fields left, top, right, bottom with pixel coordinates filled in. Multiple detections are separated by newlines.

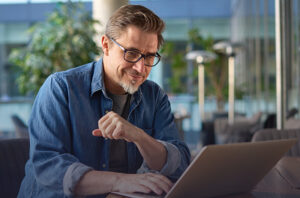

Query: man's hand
left=92, top=111, right=141, bottom=142
left=92, top=111, right=167, bottom=171
left=112, top=173, right=173, bottom=195
left=74, top=171, right=173, bottom=196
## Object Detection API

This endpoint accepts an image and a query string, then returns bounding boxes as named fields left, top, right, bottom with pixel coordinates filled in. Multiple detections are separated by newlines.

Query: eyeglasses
left=109, top=37, right=161, bottom=67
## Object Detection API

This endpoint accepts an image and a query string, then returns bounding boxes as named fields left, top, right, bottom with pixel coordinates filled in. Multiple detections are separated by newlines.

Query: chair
left=263, top=107, right=299, bottom=129
left=174, top=113, right=190, bottom=141
left=0, top=138, right=30, bottom=198
left=252, top=129, right=300, bottom=156
left=11, top=115, right=29, bottom=138
left=286, top=107, right=298, bottom=119
left=285, top=118, right=300, bottom=129
left=214, top=112, right=262, bottom=144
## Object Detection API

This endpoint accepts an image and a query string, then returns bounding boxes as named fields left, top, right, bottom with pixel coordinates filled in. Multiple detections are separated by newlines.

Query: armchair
left=0, top=138, right=29, bottom=198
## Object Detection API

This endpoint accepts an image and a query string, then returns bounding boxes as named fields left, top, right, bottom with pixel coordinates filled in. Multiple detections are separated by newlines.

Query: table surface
left=107, top=157, right=300, bottom=198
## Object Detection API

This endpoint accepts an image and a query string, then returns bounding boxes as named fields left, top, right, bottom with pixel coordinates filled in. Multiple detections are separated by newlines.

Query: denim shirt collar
left=90, top=58, right=143, bottom=104
left=91, top=59, right=105, bottom=97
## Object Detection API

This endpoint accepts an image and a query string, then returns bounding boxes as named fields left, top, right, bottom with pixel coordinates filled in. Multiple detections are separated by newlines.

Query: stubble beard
left=119, top=80, right=139, bottom=94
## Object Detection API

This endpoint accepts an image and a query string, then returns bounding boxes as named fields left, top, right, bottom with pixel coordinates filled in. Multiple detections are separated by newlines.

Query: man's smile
left=126, top=70, right=144, bottom=81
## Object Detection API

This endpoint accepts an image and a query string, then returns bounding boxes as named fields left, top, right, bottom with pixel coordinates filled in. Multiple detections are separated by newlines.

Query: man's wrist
left=110, top=172, right=123, bottom=192
left=132, top=127, right=146, bottom=144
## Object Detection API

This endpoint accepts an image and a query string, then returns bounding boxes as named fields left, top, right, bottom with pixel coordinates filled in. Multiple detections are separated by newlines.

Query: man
left=18, top=4, right=190, bottom=198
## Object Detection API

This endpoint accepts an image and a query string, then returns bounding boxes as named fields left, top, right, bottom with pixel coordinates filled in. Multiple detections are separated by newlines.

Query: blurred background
left=1, top=0, right=300, bottom=154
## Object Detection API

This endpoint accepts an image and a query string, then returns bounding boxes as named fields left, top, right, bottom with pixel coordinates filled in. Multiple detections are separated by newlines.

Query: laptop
left=112, top=139, right=297, bottom=198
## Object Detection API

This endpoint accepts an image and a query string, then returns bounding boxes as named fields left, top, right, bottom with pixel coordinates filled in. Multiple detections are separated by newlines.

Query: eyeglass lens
left=124, top=51, right=159, bottom=66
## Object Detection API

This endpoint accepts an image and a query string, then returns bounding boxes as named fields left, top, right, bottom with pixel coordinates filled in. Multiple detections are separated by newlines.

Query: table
left=107, top=157, right=300, bottom=198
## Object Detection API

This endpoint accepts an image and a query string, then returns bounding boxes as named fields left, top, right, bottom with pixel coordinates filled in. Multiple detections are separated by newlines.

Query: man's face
left=102, top=25, right=158, bottom=94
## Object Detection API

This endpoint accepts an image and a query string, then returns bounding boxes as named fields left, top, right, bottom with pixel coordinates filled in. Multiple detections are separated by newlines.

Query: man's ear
left=101, top=35, right=110, bottom=56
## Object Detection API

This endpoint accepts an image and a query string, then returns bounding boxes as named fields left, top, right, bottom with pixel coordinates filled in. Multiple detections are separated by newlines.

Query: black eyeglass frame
left=109, top=37, right=161, bottom=67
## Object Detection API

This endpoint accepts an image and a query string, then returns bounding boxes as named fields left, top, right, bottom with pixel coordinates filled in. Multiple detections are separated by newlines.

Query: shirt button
left=102, top=164, right=106, bottom=168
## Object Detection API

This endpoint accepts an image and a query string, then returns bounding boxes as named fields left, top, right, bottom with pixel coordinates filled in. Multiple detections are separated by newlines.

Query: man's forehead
left=118, top=26, right=159, bottom=51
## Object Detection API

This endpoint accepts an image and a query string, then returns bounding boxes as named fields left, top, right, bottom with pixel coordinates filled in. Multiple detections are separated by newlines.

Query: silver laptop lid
left=166, top=139, right=297, bottom=198
left=112, top=139, right=297, bottom=198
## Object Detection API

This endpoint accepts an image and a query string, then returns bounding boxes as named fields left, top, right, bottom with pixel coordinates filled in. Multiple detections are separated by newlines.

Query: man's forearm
left=74, top=170, right=119, bottom=196
left=134, top=128, right=167, bottom=171
left=74, top=170, right=173, bottom=196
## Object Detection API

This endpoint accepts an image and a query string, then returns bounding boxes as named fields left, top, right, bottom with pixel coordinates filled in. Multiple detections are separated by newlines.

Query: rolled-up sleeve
left=63, top=162, right=93, bottom=196
left=137, top=140, right=181, bottom=176
left=137, top=86, right=191, bottom=181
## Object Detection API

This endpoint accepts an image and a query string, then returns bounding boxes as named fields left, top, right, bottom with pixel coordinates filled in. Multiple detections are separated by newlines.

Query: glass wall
left=0, top=22, right=31, bottom=137
left=0, top=23, right=29, bottom=98
left=231, top=0, right=300, bottom=122
left=290, top=0, right=300, bottom=115
left=230, top=0, right=274, bottom=116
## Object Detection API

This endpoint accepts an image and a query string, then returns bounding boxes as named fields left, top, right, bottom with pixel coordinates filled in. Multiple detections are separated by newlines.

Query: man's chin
left=119, top=81, right=139, bottom=94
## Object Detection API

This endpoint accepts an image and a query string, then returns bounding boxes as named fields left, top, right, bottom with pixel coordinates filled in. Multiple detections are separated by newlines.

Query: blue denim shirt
left=18, top=59, right=190, bottom=198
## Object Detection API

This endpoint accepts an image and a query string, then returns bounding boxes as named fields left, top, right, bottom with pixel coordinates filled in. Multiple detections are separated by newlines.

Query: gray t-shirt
left=107, top=92, right=131, bottom=173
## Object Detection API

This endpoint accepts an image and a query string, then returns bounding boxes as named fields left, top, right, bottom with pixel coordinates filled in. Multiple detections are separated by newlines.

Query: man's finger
left=112, top=128, right=124, bottom=139
left=139, top=178, right=163, bottom=195
left=92, top=129, right=102, bottom=136
left=132, top=184, right=152, bottom=194
left=99, top=116, right=112, bottom=131
left=146, top=173, right=173, bottom=193
left=98, top=113, right=110, bottom=128
left=154, top=174, right=173, bottom=187
left=106, top=124, right=118, bottom=139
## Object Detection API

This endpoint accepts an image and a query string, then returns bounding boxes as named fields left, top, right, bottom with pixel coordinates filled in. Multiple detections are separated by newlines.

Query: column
left=92, top=0, right=128, bottom=48
left=275, top=0, right=292, bottom=129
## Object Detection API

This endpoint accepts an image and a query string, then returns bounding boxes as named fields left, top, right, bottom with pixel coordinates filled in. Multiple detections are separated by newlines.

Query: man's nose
left=132, top=58, right=145, bottom=73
